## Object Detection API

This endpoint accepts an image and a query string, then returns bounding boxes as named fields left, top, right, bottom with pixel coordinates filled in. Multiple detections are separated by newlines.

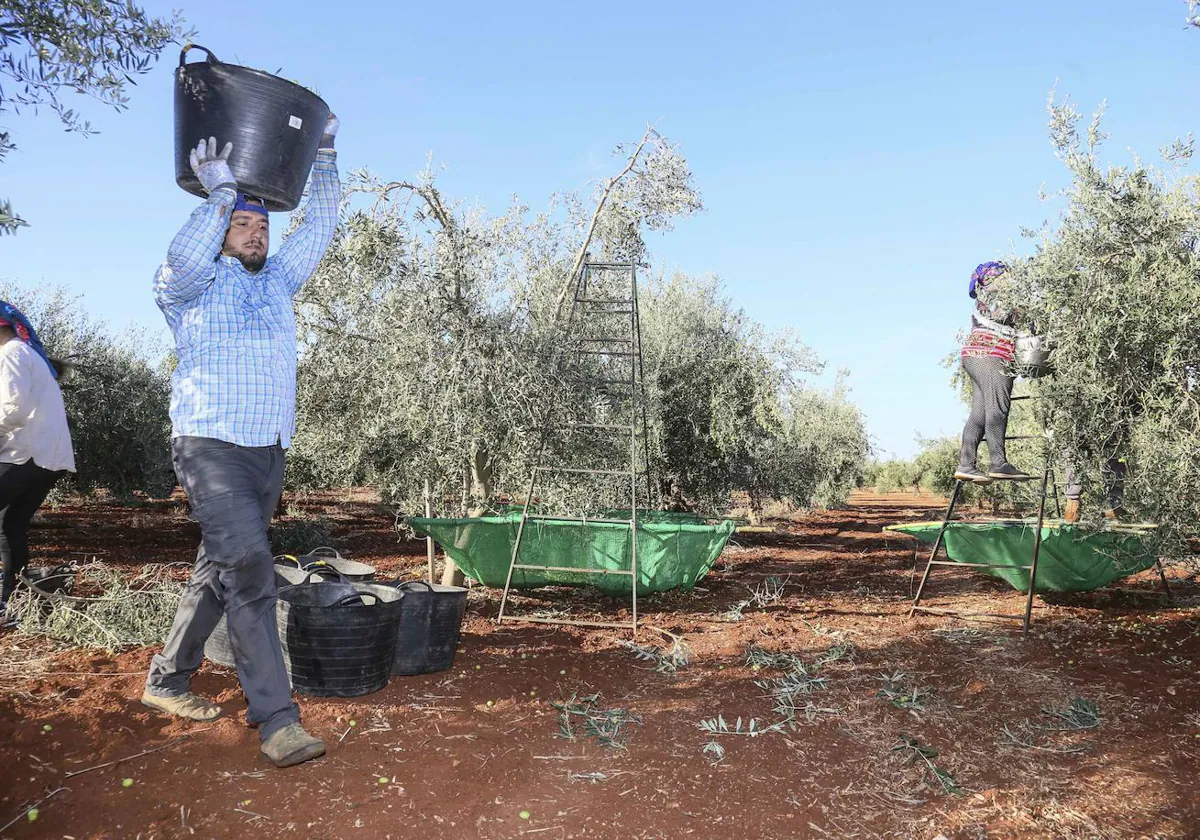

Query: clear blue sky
left=2, top=1, right=1196, bottom=458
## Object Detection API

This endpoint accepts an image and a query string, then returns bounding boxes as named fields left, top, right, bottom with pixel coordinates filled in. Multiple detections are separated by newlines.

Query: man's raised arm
left=154, top=187, right=237, bottom=309
left=276, top=114, right=341, bottom=296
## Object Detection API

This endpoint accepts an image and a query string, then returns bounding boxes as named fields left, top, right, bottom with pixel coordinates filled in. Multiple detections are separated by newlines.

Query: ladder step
left=513, top=563, right=635, bottom=576
left=576, top=338, right=632, bottom=344
left=912, top=607, right=1029, bottom=620
left=535, top=466, right=632, bottom=476
left=930, top=560, right=1033, bottom=570
left=502, top=616, right=637, bottom=630
left=563, top=423, right=633, bottom=431
left=575, top=350, right=636, bottom=357
left=524, top=514, right=634, bottom=525
left=575, top=298, right=634, bottom=305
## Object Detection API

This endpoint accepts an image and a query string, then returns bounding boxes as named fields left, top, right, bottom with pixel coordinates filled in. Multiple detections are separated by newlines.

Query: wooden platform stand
left=909, top=409, right=1173, bottom=635
left=907, top=432, right=1055, bottom=636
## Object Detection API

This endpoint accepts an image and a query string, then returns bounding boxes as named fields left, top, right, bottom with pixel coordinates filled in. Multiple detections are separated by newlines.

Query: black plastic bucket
left=174, top=44, right=330, bottom=211
left=277, top=581, right=403, bottom=697
left=204, top=564, right=322, bottom=668
left=389, top=581, right=468, bottom=676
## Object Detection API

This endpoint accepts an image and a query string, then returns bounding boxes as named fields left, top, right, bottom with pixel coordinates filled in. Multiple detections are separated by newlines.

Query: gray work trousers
left=145, top=436, right=298, bottom=741
left=959, top=354, right=1014, bottom=472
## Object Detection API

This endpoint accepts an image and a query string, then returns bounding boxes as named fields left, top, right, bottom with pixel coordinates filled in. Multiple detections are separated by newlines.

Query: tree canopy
left=0, top=0, right=190, bottom=232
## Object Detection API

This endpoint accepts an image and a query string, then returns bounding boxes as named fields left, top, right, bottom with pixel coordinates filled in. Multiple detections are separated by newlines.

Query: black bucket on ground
left=203, top=564, right=322, bottom=668
left=174, top=44, right=329, bottom=211
left=388, top=581, right=468, bottom=676
left=276, top=581, right=403, bottom=697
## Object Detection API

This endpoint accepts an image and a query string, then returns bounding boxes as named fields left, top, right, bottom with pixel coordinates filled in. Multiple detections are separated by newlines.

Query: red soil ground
left=1, top=491, right=1197, bottom=839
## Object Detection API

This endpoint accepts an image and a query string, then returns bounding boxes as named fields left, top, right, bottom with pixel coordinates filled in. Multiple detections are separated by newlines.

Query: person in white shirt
left=0, top=302, right=75, bottom=627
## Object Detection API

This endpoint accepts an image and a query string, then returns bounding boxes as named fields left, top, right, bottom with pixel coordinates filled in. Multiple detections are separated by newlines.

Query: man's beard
left=229, top=250, right=266, bottom=272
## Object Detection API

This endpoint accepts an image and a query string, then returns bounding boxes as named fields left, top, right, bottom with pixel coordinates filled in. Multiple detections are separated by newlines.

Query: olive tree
left=0, top=1, right=190, bottom=232
left=293, top=130, right=703, bottom=516
left=996, top=93, right=1200, bottom=552
left=291, top=128, right=871, bottom=579
left=0, top=284, right=173, bottom=497
left=639, top=272, right=867, bottom=517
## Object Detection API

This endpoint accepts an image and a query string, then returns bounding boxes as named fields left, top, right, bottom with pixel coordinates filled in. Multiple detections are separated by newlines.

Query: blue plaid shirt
left=154, top=150, right=339, bottom=448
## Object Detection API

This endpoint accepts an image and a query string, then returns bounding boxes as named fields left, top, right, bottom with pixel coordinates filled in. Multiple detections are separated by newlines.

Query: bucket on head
left=387, top=580, right=468, bottom=676
left=174, top=44, right=329, bottom=211
left=276, top=581, right=403, bottom=697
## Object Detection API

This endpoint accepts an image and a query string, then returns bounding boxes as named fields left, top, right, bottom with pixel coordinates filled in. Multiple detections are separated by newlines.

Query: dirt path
left=1, top=492, right=1198, bottom=839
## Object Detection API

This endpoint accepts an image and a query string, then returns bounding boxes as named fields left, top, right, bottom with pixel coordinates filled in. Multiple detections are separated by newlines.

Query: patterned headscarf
left=0, top=301, right=58, bottom=379
left=969, top=261, right=1007, bottom=299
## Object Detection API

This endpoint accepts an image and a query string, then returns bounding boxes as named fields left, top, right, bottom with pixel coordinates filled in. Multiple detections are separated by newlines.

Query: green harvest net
left=409, top=511, right=735, bottom=597
left=885, top=520, right=1158, bottom=593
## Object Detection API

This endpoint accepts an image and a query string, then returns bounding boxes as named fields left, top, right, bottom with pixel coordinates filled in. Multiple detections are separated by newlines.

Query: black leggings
left=959, top=355, right=1014, bottom=472
left=0, top=460, right=65, bottom=605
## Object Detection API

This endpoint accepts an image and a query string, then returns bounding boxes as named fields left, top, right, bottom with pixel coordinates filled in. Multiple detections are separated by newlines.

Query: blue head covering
left=234, top=193, right=268, bottom=217
left=969, top=261, right=1007, bottom=299
left=0, top=301, right=58, bottom=379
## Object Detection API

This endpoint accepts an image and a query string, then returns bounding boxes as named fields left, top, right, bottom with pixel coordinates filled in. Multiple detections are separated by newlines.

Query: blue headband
left=234, top=193, right=268, bottom=216
left=0, top=301, right=58, bottom=379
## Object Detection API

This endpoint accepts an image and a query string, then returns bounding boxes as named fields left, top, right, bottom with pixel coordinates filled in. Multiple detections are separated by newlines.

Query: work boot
left=1063, top=499, right=1080, bottom=523
left=952, top=467, right=993, bottom=484
left=988, top=463, right=1033, bottom=481
left=1103, top=507, right=1126, bottom=523
left=140, top=690, right=223, bottom=722
left=261, top=723, right=325, bottom=768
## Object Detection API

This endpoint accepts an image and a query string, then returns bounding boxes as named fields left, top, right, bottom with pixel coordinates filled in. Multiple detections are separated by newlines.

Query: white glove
left=320, top=113, right=339, bottom=149
left=189, top=137, right=235, bottom=193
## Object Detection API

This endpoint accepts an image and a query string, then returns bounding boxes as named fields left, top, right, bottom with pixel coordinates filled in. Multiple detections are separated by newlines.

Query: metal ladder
left=910, top=390, right=1175, bottom=634
left=909, top=392, right=1063, bottom=635
left=496, top=261, right=652, bottom=633
left=908, top=428, right=1055, bottom=636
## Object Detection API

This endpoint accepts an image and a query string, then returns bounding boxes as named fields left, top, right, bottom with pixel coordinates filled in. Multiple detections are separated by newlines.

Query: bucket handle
left=273, top=554, right=302, bottom=568
left=330, top=593, right=376, bottom=608
left=300, top=566, right=350, bottom=584
left=401, top=580, right=435, bottom=592
left=303, top=546, right=344, bottom=562
left=179, top=43, right=219, bottom=67
left=302, top=558, right=350, bottom=576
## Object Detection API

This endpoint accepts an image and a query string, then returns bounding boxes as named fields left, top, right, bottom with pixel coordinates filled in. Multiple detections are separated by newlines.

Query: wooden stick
left=233, top=807, right=273, bottom=821
left=0, top=786, right=66, bottom=833
left=555, top=128, right=655, bottom=313
left=425, top=478, right=435, bottom=584
left=64, top=733, right=196, bottom=778
left=645, top=624, right=682, bottom=643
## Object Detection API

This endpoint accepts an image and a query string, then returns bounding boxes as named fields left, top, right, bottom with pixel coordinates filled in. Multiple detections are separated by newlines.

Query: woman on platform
left=954, top=262, right=1032, bottom=484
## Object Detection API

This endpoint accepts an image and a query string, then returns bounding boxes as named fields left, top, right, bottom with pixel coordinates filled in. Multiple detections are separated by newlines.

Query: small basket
left=1015, top=334, right=1052, bottom=377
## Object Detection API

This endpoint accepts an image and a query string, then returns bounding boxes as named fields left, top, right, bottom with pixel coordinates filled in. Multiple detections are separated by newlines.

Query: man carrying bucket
left=141, top=114, right=340, bottom=768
